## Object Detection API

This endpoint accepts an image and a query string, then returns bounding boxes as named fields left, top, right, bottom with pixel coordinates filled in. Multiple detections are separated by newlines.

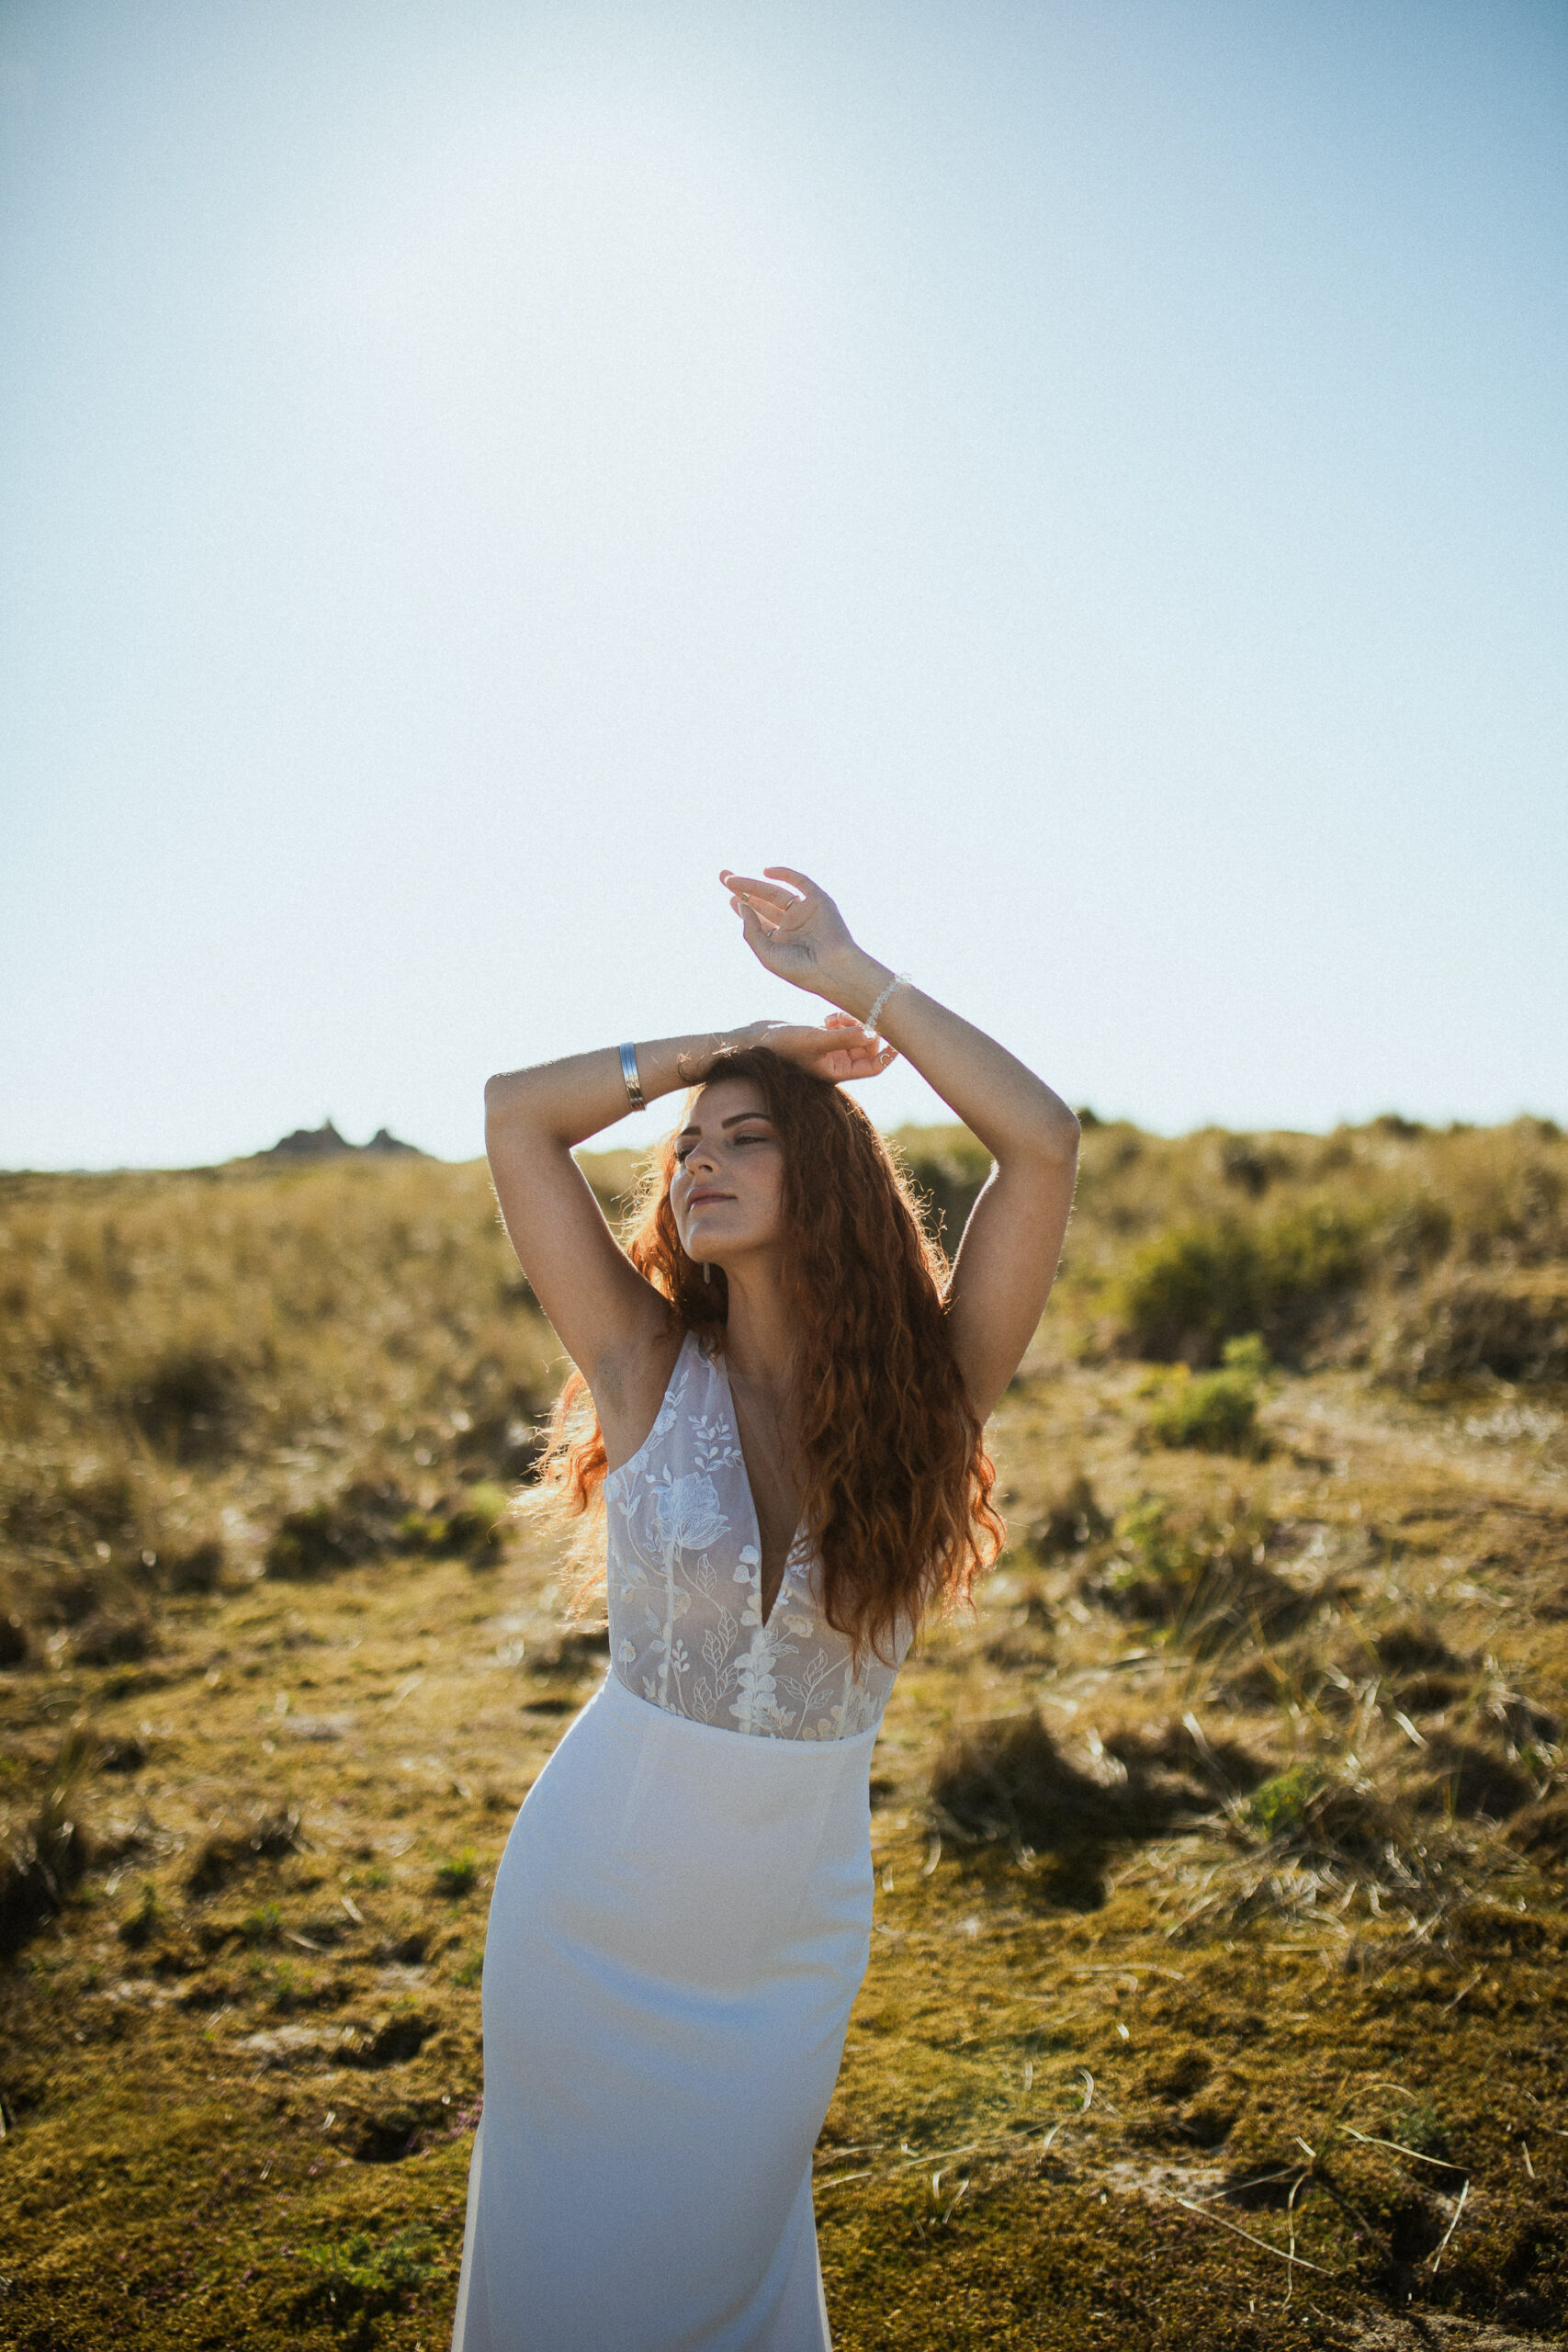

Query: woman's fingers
left=726, top=890, right=793, bottom=939
left=719, top=869, right=800, bottom=911
left=761, top=866, right=822, bottom=900
left=737, top=902, right=784, bottom=958
left=805, top=1031, right=897, bottom=1079
left=758, top=1019, right=897, bottom=1082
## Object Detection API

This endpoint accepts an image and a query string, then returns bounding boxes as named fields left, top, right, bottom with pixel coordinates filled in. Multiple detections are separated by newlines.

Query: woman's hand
left=719, top=867, right=884, bottom=1013
left=723, top=858, right=1083, bottom=1424
left=727, top=1014, right=896, bottom=1085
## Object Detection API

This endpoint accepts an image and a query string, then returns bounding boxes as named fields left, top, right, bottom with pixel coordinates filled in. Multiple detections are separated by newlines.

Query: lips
left=687, top=1191, right=735, bottom=1208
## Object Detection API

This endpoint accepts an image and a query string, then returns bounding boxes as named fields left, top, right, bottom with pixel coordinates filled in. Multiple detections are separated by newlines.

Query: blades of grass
left=1167, top=2196, right=1339, bottom=2276
left=1337, top=2124, right=1465, bottom=2173
left=1428, top=2178, right=1470, bottom=2274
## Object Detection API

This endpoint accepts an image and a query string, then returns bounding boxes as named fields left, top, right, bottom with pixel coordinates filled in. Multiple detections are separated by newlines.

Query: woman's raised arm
left=720, top=866, right=1080, bottom=1421
left=485, top=1034, right=719, bottom=1394
left=484, top=1018, right=897, bottom=1400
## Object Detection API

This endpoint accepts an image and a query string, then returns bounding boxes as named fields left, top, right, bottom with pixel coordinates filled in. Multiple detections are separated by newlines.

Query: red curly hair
left=539, top=1046, right=1004, bottom=1662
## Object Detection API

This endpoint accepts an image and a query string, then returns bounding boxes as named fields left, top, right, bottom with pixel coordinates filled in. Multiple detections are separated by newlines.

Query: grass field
left=2, top=1115, right=1566, bottom=2348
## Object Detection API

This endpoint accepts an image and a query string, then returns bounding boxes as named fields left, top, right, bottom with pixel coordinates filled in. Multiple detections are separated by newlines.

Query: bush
left=186, top=1804, right=301, bottom=1896
left=265, top=1483, right=408, bottom=1579
left=1120, top=1207, right=1364, bottom=1364
left=269, top=1476, right=509, bottom=1579
left=0, top=1723, right=96, bottom=1956
left=397, top=1479, right=510, bottom=1562
left=1102, top=1493, right=1318, bottom=1652
left=1145, top=1368, right=1259, bottom=1454
left=161, top=1537, right=225, bottom=1595
left=1219, top=1136, right=1295, bottom=1197
left=70, top=1603, right=154, bottom=1666
left=1378, top=1272, right=1568, bottom=1387
left=127, top=1344, right=245, bottom=1461
left=1145, top=1337, right=1269, bottom=1455
left=1028, top=1473, right=1112, bottom=1557
left=434, top=1847, right=479, bottom=1897
left=1244, top=1762, right=1327, bottom=1840
left=450, top=1479, right=509, bottom=1554
left=1239, top=1758, right=1407, bottom=1869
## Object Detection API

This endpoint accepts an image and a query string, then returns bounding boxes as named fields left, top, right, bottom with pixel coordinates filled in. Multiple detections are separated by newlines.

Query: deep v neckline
left=715, top=1348, right=803, bottom=1633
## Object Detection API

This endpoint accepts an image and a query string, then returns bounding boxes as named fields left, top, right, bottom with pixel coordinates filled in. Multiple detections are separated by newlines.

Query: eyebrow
left=676, top=1112, right=775, bottom=1139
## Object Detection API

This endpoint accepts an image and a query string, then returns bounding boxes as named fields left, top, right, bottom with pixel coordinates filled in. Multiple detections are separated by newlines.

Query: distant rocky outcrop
left=250, top=1121, right=427, bottom=1163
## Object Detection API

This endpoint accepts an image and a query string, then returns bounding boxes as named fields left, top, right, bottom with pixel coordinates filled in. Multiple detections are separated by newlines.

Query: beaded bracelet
left=862, top=973, right=911, bottom=1041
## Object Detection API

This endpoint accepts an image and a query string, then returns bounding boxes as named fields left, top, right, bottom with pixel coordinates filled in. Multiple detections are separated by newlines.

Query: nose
left=683, top=1137, right=720, bottom=1179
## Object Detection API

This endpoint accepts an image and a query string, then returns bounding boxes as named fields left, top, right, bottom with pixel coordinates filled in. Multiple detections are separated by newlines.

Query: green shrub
left=1145, top=1335, right=1269, bottom=1455
left=1145, top=1370, right=1258, bottom=1454
left=1103, top=1493, right=1314, bottom=1653
left=1028, top=1472, right=1113, bottom=1557
left=185, top=1804, right=301, bottom=1895
left=1120, top=1206, right=1364, bottom=1363
left=1238, top=1759, right=1407, bottom=1869
left=0, top=1722, right=96, bottom=1957
left=1244, top=1763, right=1327, bottom=1840
left=265, top=1482, right=407, bottom=1578
left=1379, top=1271, right=1568, bottom=1387
left=399, top=1478, right=510, bottom=1561
left=263, top=1957, right=302, bottom=2011
left=161, top=1537, right=224, bottom=1594
left=452, top=1479, right=509, bottom=1550
left=434, top=1847, right=479, bottom=1897
left=127, top=1344, right=245, bottom=1462
left=240, top=1900, right=283, bottom=1945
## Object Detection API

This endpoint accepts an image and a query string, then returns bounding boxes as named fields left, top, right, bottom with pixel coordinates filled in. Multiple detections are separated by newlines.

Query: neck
left=716, top=1254, right=795, bottom=1389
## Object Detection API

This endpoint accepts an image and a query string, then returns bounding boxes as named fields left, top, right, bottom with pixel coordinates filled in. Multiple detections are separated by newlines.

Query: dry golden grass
left=1, top=1125, right=1565, bottom=2349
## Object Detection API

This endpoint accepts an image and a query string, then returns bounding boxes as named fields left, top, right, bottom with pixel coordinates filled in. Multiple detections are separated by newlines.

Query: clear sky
left=2, top=0, right=1563, bottom=1168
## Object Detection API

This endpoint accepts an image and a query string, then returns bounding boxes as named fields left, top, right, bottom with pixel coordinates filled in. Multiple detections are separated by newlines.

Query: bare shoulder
left=595, top=1319, right=689, bottom=1476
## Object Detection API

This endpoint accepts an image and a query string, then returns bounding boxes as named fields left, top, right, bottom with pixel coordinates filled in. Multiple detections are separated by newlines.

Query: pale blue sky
left=2, top=0, right=1563, bottom=1167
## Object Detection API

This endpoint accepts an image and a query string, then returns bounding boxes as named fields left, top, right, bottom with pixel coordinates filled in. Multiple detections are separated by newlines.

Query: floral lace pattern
left=604, top=1330, right=913, bottom=1741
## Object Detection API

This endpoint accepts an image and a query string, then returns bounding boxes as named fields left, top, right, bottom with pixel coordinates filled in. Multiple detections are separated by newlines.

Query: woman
left=452, top=867, right=1079, bottom=2351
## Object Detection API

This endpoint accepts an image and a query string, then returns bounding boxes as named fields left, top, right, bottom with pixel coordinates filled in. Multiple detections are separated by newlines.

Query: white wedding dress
left=451, top=1329, right=914, bottom=2351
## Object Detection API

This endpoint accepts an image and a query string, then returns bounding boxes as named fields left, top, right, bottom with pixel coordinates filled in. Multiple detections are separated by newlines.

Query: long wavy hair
left=538, top=1047, right=1003, bottom=1661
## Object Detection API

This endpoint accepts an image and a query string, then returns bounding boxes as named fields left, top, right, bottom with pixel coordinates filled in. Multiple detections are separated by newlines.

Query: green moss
left=299, top=2222, right=437, bottom=2301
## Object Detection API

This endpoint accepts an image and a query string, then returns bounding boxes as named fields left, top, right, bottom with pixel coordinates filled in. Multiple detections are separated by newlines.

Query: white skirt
left=450, top=1668, right=880, bottom=2352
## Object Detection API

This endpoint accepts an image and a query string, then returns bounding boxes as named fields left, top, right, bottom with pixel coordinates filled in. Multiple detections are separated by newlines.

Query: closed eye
left=675, top=1125, right=774, bottom=1162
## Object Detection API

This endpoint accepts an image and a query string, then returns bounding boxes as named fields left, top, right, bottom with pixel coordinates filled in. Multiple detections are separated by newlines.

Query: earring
left=702, top=1261, right=712, bottom=1285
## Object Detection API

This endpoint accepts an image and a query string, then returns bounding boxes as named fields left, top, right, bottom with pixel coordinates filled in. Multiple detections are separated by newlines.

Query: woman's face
left=670, top=1079, right=786, bottom=1268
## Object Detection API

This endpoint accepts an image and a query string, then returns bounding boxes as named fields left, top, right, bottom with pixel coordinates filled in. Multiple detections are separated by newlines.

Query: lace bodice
left=604, top=1330, right=913, bottom=1740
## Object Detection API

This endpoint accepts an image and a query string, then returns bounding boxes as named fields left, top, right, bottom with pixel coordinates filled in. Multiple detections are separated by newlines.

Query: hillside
left=1, top=1118, right=1565, bottom=2349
